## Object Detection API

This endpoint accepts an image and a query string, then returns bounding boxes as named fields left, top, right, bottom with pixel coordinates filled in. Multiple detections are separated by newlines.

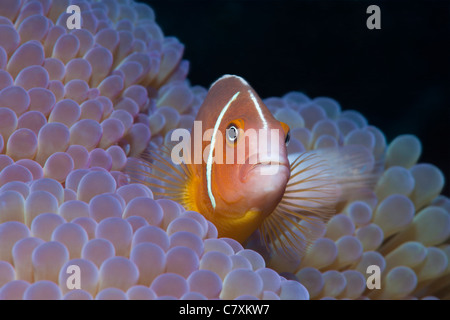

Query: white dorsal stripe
left=210, top=74, right=249, bottom=89
left=210, top=74, right=234, bottom=88
left=248, top=89, right=268, bottom=130
left=206, top=91, right=241, bottom=209
left=236, top=75, right=249, bottom=86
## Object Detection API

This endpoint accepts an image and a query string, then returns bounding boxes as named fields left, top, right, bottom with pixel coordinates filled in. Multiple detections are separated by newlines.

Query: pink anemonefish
left=128, top=75, right=377, bottom=256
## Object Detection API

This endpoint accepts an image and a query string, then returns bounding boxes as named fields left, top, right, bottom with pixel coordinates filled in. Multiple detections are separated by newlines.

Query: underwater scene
left=0, top=0, right=449, bottom=302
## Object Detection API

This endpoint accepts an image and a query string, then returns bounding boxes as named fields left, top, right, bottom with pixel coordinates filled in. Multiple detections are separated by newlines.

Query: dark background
left=144, top=0, right=450, bottom=196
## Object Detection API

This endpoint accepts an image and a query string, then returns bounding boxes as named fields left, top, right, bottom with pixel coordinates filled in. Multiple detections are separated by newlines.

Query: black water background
left=144, top=0, right=450, bottom=197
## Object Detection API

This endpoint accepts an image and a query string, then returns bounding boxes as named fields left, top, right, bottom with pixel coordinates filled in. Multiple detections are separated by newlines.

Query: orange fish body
left=130, top=74, right=377, bottom=255
left=184, top=75, right=291, bottom=243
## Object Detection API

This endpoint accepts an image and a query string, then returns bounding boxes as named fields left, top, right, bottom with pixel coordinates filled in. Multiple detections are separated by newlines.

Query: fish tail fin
left=260, top=145, right=379, bottom=259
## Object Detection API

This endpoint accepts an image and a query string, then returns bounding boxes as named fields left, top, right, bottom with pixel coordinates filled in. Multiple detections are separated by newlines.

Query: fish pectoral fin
left=125, top=144, right=193, bottom=206
left=259, top=145, right=378, bottom=258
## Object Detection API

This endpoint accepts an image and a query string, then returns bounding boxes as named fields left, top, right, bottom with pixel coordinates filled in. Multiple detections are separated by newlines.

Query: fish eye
left=226, top=124, right=239, bottom=143
left=285, top=130, right=290, bottom=146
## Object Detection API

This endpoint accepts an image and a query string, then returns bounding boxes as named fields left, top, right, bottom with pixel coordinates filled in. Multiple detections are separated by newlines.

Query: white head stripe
left=248, top=89, right=268, bottom=130
left=206, top=91, right=241, bottom=209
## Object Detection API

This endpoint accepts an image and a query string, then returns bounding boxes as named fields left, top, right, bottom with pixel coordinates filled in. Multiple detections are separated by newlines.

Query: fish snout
left=239, top=157, right=290, bottom=218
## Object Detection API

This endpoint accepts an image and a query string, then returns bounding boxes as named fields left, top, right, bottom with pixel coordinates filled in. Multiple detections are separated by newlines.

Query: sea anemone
left=0, top=0, right=449, bottom=301
left=0, top=0, right=308, bottom=300
left=259, top=95, right=450, bottom=300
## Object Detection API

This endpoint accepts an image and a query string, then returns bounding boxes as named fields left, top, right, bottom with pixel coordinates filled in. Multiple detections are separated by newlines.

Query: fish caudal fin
left=260, top=145, right=379, bottom=259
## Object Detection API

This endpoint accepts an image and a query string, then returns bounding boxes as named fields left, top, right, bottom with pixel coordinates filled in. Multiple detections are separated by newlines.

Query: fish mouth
left=239, top=156, right=291, bottom=214
left=240, top=156, right=290, bottom=180
left=249, top=162, right=290, bottom=177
